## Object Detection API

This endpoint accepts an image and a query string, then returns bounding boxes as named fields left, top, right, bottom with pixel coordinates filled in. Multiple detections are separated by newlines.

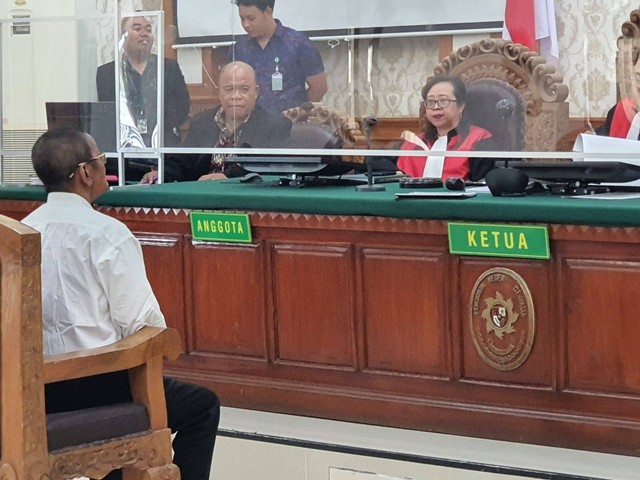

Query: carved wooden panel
left=271, top=243, right=356, bottom=367
left=458, top=258, right=552, bottom=386
left=137, top=233, right=187, bottom=349
left=187, top=240, right=268, bottom=358
left=360, top=247, right=451, bottom=377
left=563, top=258, right=640, bottom=395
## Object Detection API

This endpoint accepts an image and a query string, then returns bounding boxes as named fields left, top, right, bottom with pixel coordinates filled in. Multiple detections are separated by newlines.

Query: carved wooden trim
left=435, top=39, right=568, bottom=105
left=616, top=8, right=640, bottom=102
left=46, top=430, right=176, bottom=480
left=95, top=205, right=640, bottom=244
left=282, top=102, right=366, bottom=146
left=434, top=38, right=570, bottom=151
left=619, top=8, right=640, bottom=47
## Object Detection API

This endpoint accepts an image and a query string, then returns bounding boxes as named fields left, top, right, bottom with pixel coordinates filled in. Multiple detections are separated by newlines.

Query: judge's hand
left=140, top=168, right=158, bottom=184
left=199, top=172, right=227, bottom=181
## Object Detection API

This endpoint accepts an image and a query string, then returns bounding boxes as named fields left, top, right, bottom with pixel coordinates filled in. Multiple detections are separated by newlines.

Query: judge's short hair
left=234, top=0, right=275, bottom=12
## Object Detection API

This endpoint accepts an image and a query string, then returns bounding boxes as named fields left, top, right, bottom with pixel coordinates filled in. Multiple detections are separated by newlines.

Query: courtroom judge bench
left=3, top=180, right=640, bottom=457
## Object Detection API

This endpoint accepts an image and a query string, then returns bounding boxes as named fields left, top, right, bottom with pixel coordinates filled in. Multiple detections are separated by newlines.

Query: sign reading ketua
left=448, top=222, right=549, bottom=259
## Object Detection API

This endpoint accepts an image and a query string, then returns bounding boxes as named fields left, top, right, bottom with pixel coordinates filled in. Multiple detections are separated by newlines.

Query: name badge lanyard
left=272, top=56, right=283, bottom=91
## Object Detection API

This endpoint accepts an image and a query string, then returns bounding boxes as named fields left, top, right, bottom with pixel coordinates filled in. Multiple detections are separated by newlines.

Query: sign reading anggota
left=469, top=267, right=535, bottom=371
left=190, top=211, right=252, bottom=243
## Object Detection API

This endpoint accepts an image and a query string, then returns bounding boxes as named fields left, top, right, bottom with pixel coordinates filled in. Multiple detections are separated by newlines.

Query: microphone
left=495, top=99, right=514, bottom=119
left=357, top=116, right=385, bottom=192
left=363, top=116, right=378, bottom=148
left=495, top=99, right=515, bottom=168
left=485, top=167, right=529, bottom=197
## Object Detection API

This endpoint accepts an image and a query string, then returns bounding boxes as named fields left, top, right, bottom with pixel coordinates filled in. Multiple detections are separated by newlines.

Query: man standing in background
left=97, top=14, right=190, bottom=148
left=229, top=0, right=328, bottom=113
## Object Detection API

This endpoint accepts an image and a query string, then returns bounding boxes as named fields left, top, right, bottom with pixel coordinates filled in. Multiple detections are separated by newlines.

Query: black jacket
left=163, top=105, right=292, bottom=182
left=96, top=55, right=190, bottom=147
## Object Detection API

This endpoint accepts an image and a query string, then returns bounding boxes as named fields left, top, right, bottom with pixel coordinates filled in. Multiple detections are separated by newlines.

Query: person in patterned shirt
left=228, top=0, right=328, bottom=113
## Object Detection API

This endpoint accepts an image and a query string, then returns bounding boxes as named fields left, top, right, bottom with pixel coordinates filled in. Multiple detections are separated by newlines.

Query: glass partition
left=0, top=1, right=638, bottom=189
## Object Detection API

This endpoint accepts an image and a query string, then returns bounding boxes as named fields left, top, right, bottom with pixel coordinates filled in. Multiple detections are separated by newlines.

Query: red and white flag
left=502, top=0, right=559, bottom=63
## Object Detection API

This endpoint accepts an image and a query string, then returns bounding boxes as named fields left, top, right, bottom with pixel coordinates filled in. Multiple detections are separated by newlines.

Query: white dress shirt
left=23, top=192, right=165, bottom=355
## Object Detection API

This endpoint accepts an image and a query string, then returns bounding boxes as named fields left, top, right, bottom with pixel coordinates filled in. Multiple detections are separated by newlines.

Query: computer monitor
left=510, top=161, right=640, bottom=185
left=45, top=102, right=117, bottom=153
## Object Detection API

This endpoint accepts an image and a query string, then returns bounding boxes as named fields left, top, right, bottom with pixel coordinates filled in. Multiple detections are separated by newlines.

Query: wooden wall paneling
left=9, top=200, right=640, bottom=455
left=563, top=257, right=640, bottom=395
left=360, top=247, right=451, bottom=377
left=188, top=240, right=269, bottom=359
left=458, top=258, right=553, bottom=387
left=369, top=117, right=421, bottom=149
left=163, top=0, right=177, bottom=59
left=0, top=200, right=42, bottom=221
left=138, top=233, right=187, bottom=349
left=271, top=243, right=357, bottom=368
left=438, top=35, right=454, bottom=63
left=186, top=47, right=227, bottom=118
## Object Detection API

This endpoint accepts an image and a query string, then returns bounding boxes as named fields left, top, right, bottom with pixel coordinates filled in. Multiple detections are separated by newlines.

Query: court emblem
left=469, top=268, right=535, bottom=371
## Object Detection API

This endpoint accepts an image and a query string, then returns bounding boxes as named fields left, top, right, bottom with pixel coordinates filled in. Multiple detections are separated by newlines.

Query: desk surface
left=4, top=180, right=640, bottom=227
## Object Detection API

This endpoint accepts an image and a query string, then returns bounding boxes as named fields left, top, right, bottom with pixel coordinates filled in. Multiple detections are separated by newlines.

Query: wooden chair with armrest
left=0, top=214, right=182, bottom=480
left=434, top=38, right=570, bottom=152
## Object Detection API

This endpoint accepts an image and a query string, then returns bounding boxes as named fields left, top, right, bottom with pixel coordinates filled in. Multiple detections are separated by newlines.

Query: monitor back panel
left=46, top=102, right=117, bottom=153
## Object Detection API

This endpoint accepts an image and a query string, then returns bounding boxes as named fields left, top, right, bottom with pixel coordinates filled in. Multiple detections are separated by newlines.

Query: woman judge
left=397, top=75, right=499, bottom=181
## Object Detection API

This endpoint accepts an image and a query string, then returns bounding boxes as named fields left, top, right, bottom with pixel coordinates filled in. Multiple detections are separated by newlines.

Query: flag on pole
left=503, top=0, right=559, bottom=63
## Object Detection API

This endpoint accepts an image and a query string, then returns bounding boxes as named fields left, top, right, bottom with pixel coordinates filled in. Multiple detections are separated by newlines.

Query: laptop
left=45, top=102, right=117, bottom=153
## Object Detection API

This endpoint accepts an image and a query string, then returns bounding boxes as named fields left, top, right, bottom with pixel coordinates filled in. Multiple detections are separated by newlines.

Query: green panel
left=448, top=222, right=549, bottom=259
left=190, top=211, right=252, bottom=243
left=3, top=181, right=640, bottom=229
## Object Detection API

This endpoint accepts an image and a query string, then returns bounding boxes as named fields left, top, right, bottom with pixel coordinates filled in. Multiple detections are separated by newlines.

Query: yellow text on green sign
left=190, top=211, right=252, bottom=243
left=448, top=223, right=549, bottom=259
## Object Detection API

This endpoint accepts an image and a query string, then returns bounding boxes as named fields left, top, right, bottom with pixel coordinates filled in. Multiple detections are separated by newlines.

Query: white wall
left=1, top=0, right=77, bottom=130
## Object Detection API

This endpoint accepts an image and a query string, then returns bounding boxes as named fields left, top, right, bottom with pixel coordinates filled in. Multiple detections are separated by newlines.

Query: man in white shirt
left=23, top=127, right=218, bottom=480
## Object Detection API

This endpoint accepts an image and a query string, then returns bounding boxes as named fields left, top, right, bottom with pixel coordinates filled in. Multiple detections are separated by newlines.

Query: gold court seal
left=469, top=267, right=535, bottom=371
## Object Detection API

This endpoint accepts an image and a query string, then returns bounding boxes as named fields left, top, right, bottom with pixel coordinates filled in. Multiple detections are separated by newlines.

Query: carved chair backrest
left=282, top=102, right=365, bottom=146
left=434, top=39, right=570, bottom=152
left=282, top=102, right=366, bottom=168
left=0, top=214, right=180, bottom=480
left=616, top=8, right=640, bottom=102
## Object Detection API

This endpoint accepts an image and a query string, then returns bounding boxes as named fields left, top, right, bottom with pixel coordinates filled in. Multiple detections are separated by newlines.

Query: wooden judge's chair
left=0, top=215, right=181, bottom=480
left=282, top=102, right=367, bottom=173
left=434, top=38, right=570, bottom=151
left=616, top=8, right=640, bottom=101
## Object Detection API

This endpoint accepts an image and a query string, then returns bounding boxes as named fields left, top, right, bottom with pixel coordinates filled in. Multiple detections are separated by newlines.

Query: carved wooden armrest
left=43, top=326, right=183, bottom=384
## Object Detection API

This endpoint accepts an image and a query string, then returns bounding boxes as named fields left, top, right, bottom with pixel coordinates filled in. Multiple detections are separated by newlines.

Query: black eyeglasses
left=423, top=98, right=457, bottom=109
left=68, top=153, right=107, bottom=179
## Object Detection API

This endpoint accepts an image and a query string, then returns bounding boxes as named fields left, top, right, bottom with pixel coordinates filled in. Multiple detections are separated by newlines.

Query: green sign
left=448, top=222, right=549, bottom=259
left=190, top=211, right=252, bottom=243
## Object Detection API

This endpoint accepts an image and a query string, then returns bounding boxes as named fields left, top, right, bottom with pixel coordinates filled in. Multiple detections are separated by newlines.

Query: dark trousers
left=46, top=372, right=220, bottom=480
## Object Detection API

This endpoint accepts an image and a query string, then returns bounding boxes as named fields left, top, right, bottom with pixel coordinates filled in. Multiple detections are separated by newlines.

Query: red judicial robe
left=397, top=126, right=493, bottom=179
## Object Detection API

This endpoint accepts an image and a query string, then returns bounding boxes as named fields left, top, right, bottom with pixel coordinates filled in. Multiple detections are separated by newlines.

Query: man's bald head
left=218, top=61, right=259, bottom=125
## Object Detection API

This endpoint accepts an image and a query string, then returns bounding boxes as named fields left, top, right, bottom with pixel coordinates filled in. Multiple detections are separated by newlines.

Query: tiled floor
left=210, top=407, right=640, bottom=480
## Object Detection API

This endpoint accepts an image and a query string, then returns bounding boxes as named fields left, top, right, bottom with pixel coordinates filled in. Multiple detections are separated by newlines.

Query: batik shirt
left=228, top=19, right=325, bottom=113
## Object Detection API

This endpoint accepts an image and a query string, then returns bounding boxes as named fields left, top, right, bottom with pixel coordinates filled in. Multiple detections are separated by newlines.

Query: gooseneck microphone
left=495, top=99, right=515, bottom=168
left=357, top=116, right=385, bottom=192
left=363, top=116, right=378, bottom=148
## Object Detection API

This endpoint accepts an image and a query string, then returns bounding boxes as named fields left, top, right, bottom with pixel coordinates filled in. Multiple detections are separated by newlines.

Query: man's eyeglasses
left=423, top=98, right=457, bottom=109
left=68, top=153, right=107, bottom=179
